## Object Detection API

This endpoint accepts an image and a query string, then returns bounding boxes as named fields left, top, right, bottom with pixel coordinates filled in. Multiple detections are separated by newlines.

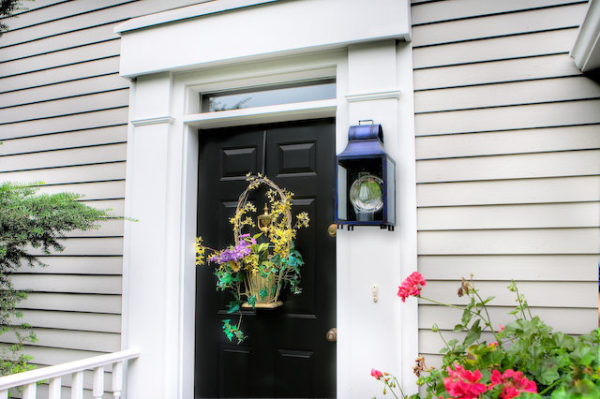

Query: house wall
left=411, top=0, right=600, bottom=365
left=0, top=0, right=206, bottom=395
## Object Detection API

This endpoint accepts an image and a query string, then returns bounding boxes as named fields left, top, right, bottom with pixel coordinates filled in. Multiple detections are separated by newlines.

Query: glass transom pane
left=201, top=80, right=336, bottom=112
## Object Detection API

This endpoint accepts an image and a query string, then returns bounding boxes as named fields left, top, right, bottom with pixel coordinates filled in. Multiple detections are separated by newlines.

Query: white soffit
left=571, top=0, right=600, bottom=72
left=116, top=0, right=411, bottom=77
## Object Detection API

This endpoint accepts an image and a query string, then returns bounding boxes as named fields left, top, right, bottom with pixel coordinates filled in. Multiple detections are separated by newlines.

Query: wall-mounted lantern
left=335, top=121, right=396, bottom=231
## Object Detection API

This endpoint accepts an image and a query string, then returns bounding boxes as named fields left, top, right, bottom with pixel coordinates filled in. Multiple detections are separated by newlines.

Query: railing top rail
left=0, top=348, right=140, bottom=390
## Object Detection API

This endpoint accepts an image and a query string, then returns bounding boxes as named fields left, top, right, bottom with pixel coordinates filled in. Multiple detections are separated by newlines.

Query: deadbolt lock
left=326, top=328, right=337, bottom=342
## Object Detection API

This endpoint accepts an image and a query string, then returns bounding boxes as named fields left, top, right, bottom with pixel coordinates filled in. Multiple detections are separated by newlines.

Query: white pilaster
left=337, top=40, right=418, bottom=398
left=122, top=72, right=192, bottom=398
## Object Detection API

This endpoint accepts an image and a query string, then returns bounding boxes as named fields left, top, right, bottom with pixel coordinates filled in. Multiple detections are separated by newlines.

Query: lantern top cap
left=338, top=122, right=386, bottom=160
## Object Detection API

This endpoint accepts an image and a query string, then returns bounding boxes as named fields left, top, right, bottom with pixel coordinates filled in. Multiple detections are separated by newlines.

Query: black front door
left=195, top=118, right=336, bottom=398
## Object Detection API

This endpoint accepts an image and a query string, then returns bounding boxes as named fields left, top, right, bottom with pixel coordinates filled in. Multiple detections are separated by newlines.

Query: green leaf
left=259, top=288, right=268, bottom=299
left=248, top=295, right=256, bottom=308
left=226, top=301, right=240, bottom=314
left=463, top=319, right=481, bottom=346
left=461, top=307, right=472, bottom=326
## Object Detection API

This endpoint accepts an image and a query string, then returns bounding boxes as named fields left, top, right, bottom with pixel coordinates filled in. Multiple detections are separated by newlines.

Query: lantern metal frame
left=335, top=121, right=396, bottom=231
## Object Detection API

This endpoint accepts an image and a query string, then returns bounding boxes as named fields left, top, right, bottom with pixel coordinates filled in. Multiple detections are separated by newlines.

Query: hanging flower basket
left=195, top=174, right=309, bottom=342
left=233, top=175, right=293, bottom=308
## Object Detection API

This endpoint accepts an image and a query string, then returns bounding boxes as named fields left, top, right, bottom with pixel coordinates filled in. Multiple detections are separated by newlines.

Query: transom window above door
left=200, top=79, right=336, bottom=112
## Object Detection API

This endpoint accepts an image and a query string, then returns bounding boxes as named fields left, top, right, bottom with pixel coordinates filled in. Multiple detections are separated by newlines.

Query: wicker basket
left=235, top=176, right=291, bottom=309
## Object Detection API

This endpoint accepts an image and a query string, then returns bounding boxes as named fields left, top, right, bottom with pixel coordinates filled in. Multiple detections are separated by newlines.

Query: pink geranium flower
left=443, top=364, right=487, bottom=399
left=397, top=271, right=427, bottom=302
left=371, top=368, right=384, bottom=380
left=489, top=369, right=537, bottom=399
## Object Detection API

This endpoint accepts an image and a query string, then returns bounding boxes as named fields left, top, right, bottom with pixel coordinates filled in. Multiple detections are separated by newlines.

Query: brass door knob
left=326, top=328, right=337, bottom=342
left=328, top=224, right=337, bottom=237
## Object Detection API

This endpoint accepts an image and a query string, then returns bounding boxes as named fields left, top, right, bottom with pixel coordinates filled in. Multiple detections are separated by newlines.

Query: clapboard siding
left=411, top=3, right=587, bottom=47
left=20, top=310, right=121, bottom=333
left=418, top=203, right=600, bottom=230
left=420, top=281, right=597, bottom=308
left=417, top=149, right=600, bottom=182
left=412, top=0, right=599, bottom=364
left=418, top=228, right=600, bottom=255
left=0, top=74, right=128, bottom=108
left=0, top=162, right=126, bottom=185
left=0, top=143, right=127, bottom=171
left=0, top=39, right=121, bottom=78
left=1, top=328, right=120, bottom=352
left=418, top=176, right=600, bottom=206
left=24, top=256, right=123, bottom=275
left=419, top=255, right=598, bottom=281
left=0, top=2, right=132, bottom=43
left=416, top=125, right=600, bottom=159
left=412, top=0, right=583, bottom=25
left=414, top=54, right=582, bottom=91
left=0, top=125, right=127, bottom=154
left=413, top=28, right=579, bottom=69
left=0, top=1, right=130, bottom=33
left=0, top=57, right=121, bottom=91
left=0, top=0, right=210, bottom=372
left=0, top=23, right=120, bottom=62
left=20, top=294, right=122, bottom=314
left=0, top=108, right=129, bottom=140
left=36, top=181, right=126, bottom=200
left=415, top=100, right=600, bottom=135
left=0, top=89, right=129, bottom=123
left=419, top=305, right=597, bottom=334
left=415, top=76, right=600, bottom=112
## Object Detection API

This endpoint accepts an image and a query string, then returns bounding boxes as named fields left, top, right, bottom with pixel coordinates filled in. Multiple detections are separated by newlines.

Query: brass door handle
left=326, top=328, right=337, bottom=342
left=328, top=224, right=337, bottom=237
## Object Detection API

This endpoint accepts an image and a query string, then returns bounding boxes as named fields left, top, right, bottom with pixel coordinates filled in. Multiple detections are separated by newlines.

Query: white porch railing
left=0, top=349, right=140, bottom=399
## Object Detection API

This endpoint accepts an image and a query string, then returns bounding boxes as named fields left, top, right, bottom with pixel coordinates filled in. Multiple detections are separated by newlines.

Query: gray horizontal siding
left=0, top=0, right=208, bottom=379
left=412, top=0, right=599, bottom=365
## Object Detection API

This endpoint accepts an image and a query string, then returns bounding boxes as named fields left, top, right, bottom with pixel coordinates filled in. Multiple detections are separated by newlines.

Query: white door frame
left=118, top=2, right=417, bottom=398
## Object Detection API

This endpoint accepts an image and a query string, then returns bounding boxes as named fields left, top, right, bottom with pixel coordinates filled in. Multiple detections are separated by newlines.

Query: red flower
left=397, top=271, right=427, bottom=302
left=498, top=324, right=505, bottom=332
left=489, top=369, right=537, bottom=399
left=371, top=368, right=384, bottom=380
left=488, top=341, right=498, bottom=349
left=443, top=363, right=487, bottom=399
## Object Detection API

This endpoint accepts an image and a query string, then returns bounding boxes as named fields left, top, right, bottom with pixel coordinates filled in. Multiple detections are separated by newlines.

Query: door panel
left=195, top=119, right=336, bottom=398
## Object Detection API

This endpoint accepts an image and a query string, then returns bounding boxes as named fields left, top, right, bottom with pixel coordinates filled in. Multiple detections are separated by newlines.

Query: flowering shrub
left=372, top=273, right=600, bottom=399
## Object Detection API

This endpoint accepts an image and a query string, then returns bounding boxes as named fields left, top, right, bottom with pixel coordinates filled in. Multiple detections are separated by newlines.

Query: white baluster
left=0, top=390, right=8, bottom=399
left=93, top=367, right=104, bottom=399
left=23, top=382, right=36, bottom=399
left=112, top=361, right=123, bottom=399
left=49, top=376, right=62, bottom=399
left=71, top=371, right=84, bottom=399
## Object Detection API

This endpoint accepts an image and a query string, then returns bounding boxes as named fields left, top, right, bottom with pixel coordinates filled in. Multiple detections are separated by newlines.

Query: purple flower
left=210, top=238, right=252, bottom=265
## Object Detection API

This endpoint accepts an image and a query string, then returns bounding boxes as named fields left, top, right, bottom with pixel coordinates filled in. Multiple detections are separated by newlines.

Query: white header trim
left=117, top=0, right=410, bottom=77
left=184, top=99, right=337, bottom=129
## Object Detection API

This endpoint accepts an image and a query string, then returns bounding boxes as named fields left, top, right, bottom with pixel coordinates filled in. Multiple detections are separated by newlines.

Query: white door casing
left=117, top=1, right=417, bottom=398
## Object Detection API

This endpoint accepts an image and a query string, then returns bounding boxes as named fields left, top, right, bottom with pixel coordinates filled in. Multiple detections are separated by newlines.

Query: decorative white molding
left=184, top=99, right=337, bottom=129
left=130, top=116, right=174, bottom=127
left=345, top=89, right=402, bottom=103
left=571, top=0, right=600, bottom=72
